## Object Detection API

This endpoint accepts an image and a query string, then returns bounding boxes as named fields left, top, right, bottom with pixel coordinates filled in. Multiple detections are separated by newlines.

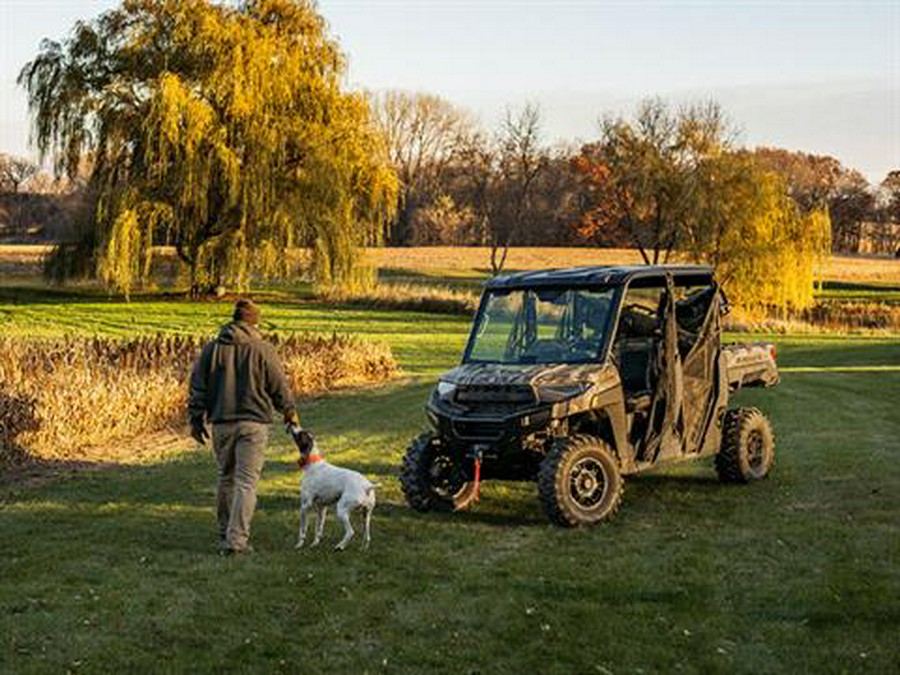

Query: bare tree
left=0, top=154, right=40, bottom=234
left=881, top=170, right=900, bottom=223
left=877, top=170, right=900, bottom=255
left=370, top=91, right=472, bottom=244
left=0, top=154, right=38, bottom=194
left=489, top=103, right=548, bottom=274
left=450, top=130, right=497, bottom=246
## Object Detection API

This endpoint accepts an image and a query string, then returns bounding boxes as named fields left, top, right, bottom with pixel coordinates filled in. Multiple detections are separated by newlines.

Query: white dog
left=290, top=428, right=377, bottom=551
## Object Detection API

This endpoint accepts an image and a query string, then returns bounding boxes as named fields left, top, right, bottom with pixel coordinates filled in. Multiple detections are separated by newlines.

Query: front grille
left=452, top=419, right=506, bottom=440
left=455, top=385, right=535, bottom=405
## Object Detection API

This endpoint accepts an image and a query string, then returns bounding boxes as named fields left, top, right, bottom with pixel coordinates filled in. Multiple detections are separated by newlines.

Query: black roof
left=485, top=264, right=714, bottom=289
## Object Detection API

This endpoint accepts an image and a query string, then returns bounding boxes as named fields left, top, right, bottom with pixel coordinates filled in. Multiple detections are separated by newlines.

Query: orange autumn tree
left=570, top=153, right=631, bottom=250
left=571, top=99, right=716, bottom=264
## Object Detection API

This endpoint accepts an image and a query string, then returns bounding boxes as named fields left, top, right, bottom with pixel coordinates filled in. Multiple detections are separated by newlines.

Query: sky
left=1, top=0, right=897, bottom=182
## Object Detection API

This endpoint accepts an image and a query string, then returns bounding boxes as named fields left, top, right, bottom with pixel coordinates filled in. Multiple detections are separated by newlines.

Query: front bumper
left=427, top=401, right=552, bottom=448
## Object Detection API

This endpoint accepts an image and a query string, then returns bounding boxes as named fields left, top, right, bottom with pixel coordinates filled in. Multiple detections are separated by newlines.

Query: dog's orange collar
left=299, top=454, right=324, bottom=469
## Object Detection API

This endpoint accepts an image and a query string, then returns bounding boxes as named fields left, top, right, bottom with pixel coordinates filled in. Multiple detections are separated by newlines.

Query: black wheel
left=538, top=435, right=624, bottom=527
left=400, top=432, right=479, bottom=512
left=715, top=407, right=775, bottom=483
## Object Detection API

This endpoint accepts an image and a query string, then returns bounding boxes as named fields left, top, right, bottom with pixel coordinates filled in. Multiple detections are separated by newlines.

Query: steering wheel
left=620, top=303, right=659, bottom=337
left=623, top=303, right=657, bottom=318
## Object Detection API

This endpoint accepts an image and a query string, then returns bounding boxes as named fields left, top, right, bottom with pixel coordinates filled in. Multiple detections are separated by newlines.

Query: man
left=189, top=299, right=299, bottom=555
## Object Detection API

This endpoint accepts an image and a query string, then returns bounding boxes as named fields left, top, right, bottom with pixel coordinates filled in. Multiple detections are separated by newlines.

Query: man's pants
left=212, top=421, right=269, bottom=551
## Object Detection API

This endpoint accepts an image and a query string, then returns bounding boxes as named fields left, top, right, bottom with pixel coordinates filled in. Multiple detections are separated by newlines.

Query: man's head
left=233, top=299, right=260, bottom=325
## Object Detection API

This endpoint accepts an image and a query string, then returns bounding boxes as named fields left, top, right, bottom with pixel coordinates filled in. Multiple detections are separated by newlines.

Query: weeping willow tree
left=683, top=151, right=831, bottom=313
left=19, top=0, right=397, bottom=296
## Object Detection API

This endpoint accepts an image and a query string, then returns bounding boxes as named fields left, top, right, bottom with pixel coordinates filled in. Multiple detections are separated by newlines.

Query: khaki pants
left=213, top=421, right=269, bottom=552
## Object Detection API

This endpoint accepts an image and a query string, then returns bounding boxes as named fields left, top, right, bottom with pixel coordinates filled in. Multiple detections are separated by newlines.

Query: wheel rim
left=568, top=457, right=608, bottom=509
left=428, top=450, right=468, bottom=498
left=746, top=429, right=766, bottom=473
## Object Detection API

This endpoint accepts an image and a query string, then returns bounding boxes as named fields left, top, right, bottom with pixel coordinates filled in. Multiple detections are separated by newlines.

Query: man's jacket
left=189, top=321, right=294, bottom=424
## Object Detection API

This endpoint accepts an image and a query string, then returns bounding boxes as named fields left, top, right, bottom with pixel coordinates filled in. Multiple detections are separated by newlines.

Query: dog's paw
left=294, top=541, right=305, bottom=550
left=310, top=539, right=321, bottom=548
left=334, top=542, right=348, bottom=552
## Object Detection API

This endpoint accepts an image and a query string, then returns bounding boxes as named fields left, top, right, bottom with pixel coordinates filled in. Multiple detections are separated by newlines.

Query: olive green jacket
left=189, top=321, right=295, bottom=425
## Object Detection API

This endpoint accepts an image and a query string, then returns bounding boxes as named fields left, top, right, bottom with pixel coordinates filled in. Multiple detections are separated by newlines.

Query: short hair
left=233, top=299, right=260, bottom=325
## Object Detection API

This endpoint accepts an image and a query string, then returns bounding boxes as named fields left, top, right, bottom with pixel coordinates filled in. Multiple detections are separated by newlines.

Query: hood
left=441, top=361, right=618, bottom=404
left=216, top=321, right=261, bottom=346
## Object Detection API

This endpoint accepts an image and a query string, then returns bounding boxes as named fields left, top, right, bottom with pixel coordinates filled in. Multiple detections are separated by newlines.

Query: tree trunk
left=489, top=239, right=509, bottom=276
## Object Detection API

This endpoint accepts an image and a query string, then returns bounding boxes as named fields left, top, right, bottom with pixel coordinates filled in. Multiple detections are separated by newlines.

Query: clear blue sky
left=1, top=0, right=897, bottom=181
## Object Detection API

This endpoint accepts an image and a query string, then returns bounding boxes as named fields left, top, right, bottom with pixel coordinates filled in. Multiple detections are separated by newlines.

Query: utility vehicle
left=400, top=265, right=779, bottom=526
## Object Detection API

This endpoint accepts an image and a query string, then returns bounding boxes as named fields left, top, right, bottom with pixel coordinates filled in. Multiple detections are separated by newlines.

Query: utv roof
left=486, top=265, right=714, bottom=290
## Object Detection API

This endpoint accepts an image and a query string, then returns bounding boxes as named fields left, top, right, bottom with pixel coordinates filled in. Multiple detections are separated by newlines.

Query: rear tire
left=715, top=407, right=775, bottom=483
left=400, top=432, right=478, bottom=512
left=538, top=435, right=624, bottom=527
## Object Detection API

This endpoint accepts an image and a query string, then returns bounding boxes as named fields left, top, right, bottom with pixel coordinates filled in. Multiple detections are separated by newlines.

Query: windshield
left=465, top=287, right=617, bottom=364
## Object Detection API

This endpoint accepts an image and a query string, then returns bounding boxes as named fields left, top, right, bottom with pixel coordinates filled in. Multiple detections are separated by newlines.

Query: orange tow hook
left=472, top=447, right=483, bottom=502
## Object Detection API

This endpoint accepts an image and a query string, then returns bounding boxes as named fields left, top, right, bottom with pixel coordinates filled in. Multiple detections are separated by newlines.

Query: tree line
left=370, top=92, right=899, bottom=259
left=11, top=0, right=900, bottom=309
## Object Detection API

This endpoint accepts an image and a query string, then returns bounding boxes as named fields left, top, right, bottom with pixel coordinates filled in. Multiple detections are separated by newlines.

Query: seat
left=615, top=338, right=656, bottom=412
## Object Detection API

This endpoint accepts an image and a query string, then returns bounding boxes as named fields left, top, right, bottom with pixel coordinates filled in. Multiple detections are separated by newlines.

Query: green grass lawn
left=1, top=287, right=899, bottom=673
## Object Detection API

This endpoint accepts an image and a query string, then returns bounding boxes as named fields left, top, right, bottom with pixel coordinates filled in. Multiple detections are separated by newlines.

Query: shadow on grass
left=377, top=267, right=485, bottom=288
left=628, top=471, right=721, bottom=488
left=0, top=284, right=327, bottom=309
left=429, top=506, right=547, bottom=528
left=0, top=285, right=110, bottom=305
left=820, top=280, right=900, bottom=293
left=775, top=340, right=900, bottom=368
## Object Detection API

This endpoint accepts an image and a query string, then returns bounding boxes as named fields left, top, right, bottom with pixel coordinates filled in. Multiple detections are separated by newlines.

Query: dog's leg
left=334, top=502, right=354, bottom=551
left=295, top=502, right=309, bottom=549
left=362, top=505, right=372, bottom=551
left=311, top=505, right=327, bottom=547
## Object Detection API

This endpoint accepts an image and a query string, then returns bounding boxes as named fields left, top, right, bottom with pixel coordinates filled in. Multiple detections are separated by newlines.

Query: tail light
left=769, top=344, right=777, bottom=361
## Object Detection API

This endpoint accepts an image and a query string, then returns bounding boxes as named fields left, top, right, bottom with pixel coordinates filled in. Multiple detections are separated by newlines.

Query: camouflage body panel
left=722, top=343, right=780, bottom=390
left=427, top=362, right=631, bottom=477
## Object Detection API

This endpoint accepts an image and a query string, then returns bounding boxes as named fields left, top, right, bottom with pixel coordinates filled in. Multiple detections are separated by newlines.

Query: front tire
left=715, top=407, right=775, bottom=483
left=538, top=435, right=624, bottom=527
left=400, top=432, right=479, bottom=512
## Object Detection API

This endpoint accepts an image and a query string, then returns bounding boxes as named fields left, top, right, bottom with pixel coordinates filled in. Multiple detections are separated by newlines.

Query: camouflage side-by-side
left=400, top=265, right=779, bottom=526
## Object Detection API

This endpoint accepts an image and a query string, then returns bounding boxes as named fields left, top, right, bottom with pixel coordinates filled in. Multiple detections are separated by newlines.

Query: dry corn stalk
left=0, top=333, right=398, bottom=464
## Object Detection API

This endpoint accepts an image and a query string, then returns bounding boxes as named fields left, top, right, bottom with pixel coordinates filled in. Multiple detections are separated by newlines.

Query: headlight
left=436, top=381, right=457, bottom=400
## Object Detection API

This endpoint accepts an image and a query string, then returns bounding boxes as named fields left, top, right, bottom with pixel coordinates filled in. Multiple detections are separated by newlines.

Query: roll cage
left=463, top=265, right=719, bottom=367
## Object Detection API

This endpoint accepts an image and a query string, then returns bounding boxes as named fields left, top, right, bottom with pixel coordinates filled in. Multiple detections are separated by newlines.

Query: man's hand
left=285, top=418, right=302, bottom=442
left=283, top=409, right=300, bottom=427
left=190, top=417, right=209, bottom=445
